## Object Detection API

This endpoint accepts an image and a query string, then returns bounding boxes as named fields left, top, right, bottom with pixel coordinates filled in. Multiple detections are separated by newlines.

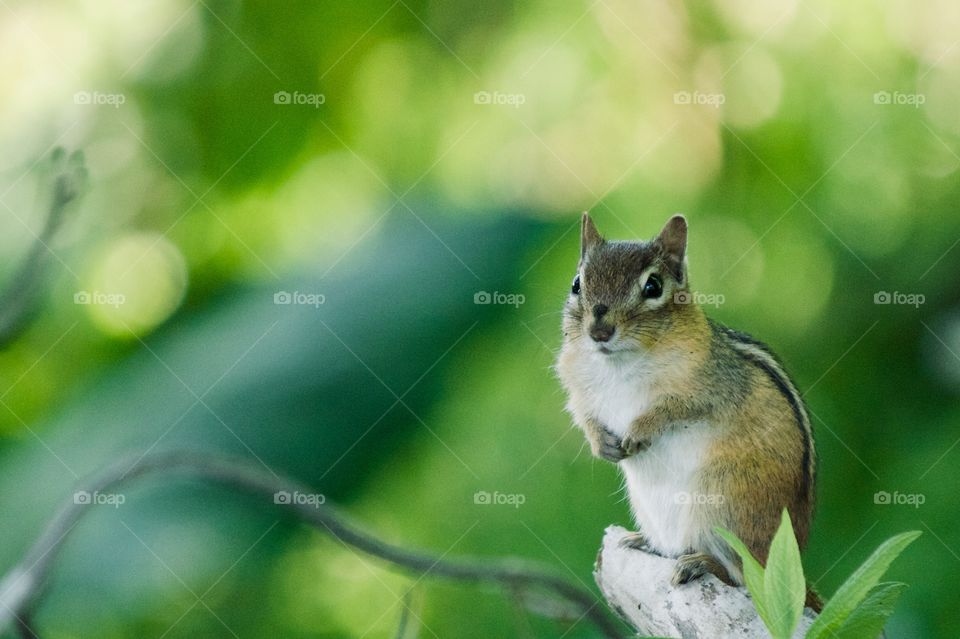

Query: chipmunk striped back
left=711, top=320, right=816, bottom=515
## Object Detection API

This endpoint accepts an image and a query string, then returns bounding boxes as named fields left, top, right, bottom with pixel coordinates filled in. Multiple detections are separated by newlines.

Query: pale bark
left=595, top=525, right=817, bottom=638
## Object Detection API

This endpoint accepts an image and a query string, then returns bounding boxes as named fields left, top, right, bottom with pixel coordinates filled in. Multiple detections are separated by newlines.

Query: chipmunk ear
left=656, top=214, right=688, bottom=282
left=581, top=212, right=604, bottom=260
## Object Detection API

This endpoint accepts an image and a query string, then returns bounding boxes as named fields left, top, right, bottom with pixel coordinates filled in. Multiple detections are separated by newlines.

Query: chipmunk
left=556, top=213, right=820, bottom=609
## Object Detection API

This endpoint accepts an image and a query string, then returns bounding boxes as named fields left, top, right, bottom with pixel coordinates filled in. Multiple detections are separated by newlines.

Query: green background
left=0, top=0, right=957, bottom=636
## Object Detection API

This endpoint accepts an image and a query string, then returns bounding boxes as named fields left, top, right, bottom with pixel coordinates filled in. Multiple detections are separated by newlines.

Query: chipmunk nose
left=590, top=305, right=615, bottom=342
left=589, top=322, right=615, bottom=343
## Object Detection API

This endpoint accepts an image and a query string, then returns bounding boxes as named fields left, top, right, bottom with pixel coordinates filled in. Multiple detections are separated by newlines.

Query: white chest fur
left=567, top=350, right=655, bottom=438
left=561, top=347, right=711, bottom=557
left=621, top=426, right=711, bottom=556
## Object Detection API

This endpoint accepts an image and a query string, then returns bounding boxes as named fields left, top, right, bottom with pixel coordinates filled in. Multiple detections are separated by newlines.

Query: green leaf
left=763, top=509, right=807, bottom=639
left=833, top=582, right=908, bottom=639
left=806, top=531, right=921, bottom=639
left=715, top=526, right=771, bottom=629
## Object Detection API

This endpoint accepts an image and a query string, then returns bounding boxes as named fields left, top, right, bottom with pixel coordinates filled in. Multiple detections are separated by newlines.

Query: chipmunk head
left=562, top=213, right=694, bottom=354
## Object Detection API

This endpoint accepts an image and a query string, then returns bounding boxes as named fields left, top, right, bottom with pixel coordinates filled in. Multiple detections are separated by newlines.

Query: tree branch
left=595, top=525, right=817, bottom=638
left=0, top=452, right=624, bottom=638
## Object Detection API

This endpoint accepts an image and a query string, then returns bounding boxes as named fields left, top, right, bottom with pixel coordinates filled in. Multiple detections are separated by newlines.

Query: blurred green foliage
left=1, top=0, right=959, bottom=637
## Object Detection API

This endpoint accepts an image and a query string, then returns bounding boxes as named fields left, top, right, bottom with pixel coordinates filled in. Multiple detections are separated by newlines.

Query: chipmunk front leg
left=620, top=412, right=660, bottom=456
left=621, top=395, right=708, bottom=453
left=582, top=416, right=633, bottom=463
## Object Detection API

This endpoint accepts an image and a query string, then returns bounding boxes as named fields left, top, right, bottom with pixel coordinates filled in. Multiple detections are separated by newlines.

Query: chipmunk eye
left=642, top=273, right=662, bottom=299
left=571, top=275, right=581, bottom=295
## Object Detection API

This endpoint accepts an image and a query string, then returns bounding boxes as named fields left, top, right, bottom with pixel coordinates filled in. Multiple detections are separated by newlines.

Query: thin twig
left=14, top=611, right=37, bottom=639
left=507, top=584, right=537, bottom=639
left=0, top=451, right=624, bottom=638
left=394, top=588, right=417, bottom=639
left=0, top=148, right=87, bottom=348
